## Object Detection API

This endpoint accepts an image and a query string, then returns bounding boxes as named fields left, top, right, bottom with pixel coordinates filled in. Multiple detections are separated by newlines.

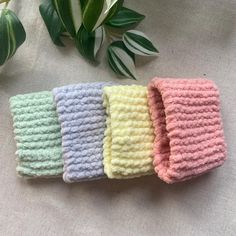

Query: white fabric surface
left=0, top=0, right=236, bottom=235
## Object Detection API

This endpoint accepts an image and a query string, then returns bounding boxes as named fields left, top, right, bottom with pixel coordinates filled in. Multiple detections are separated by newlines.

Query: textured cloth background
left=0, top=0, right=236, bottom=235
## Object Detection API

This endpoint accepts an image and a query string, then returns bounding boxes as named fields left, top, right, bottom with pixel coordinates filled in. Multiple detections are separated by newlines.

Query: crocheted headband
left=9, top=91, right=63, bottom=178
left=53, top=82, right=113, bottom=183
left=103, top=85, right=155, bottom=179
left=148, top=78, right=227, bottom=183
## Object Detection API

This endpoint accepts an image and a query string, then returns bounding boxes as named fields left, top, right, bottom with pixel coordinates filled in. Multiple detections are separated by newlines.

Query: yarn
left=9, top=79, right=227, bottom=184
left=103, top=85, right=155, bottom=179
left=53, top=82, right=113, bottom=183
left=9, top=91, right=63, bottom=177
left=147, top=78, right=227, bottom=183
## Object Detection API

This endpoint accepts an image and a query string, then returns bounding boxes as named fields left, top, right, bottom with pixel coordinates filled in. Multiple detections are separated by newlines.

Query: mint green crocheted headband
left=9, top=91, right=63, bottom=178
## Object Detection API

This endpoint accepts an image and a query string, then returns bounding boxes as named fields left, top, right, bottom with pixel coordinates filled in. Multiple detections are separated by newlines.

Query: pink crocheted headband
left=148, top=78, right=227, bottom=183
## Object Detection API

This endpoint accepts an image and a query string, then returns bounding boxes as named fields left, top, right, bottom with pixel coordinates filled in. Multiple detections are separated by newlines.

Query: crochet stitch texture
left=148, top=78, right=227, bottom=183
left=9, top=91, right=63, bottom=177
left=53, top=82, right=112, bottom=183
left=103, top=85, right=155, bottom=179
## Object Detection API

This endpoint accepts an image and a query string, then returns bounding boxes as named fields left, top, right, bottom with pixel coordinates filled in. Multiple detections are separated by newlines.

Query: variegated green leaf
left=0, top=9, right=26, bottom=66
left=105, top=0, right=119, bottom=13
left=107, top=41, right=137, bottom=80
left=82, top=0, right=104, bottom=32
left=82, top=0, right=121, bottom=32
left=39, top=0, right=65, bottom=46
left=123, top=30, right=159, bottom=56
left=94, top=26, right=105, bottom=57
left=53, top=0, right=82, bottom=37
left=103, top=0, right=124, bottom=23
left=75, top=25, right=105, bottom=62
left=106, top=7, right=145, bottom=28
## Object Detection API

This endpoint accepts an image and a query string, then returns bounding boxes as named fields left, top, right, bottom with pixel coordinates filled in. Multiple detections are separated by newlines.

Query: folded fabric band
left=53, top=82, right=112, bottom=183
left=148, top=78, right=227, bottom=183
left=9, top=91, right=63, bottom=178
left=103, top=85, right=155, bottom=179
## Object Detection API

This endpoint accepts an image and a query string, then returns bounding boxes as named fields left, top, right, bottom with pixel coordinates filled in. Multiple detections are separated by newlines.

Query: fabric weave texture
left=9, top=91, right=63, bottom=177
left=148, top=78, right=227, bottom=183
left=103, top=85, right=155, bottom=179
left=53, top=82, right=112, bottom=183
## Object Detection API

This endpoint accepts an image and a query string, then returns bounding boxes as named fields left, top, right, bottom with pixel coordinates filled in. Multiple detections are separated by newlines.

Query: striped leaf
left=106, top=7, right=145, bottom=28
left=53, top=0, right=82, bottom=37
left=75, top=25, right=105, bottom=62
left=123, top=30, right=159, bottom=56
left=107, top=41, right=137, bottom=80
left=105, top=0, right=119, bottom=13
left=103, top=0, right=124, bottom=23
left=39, top=0, right=65, bottom=46
left=0, top=9, right=26, bottom=66
left=82, top=0, right=121, bottom=32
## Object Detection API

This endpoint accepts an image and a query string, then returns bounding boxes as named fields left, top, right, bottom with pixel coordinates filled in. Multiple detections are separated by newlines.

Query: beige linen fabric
left=0, top=0, right=236, bottom=235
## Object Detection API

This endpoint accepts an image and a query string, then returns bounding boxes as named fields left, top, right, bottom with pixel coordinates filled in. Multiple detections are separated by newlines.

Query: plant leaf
left=103, top=0, right=124, bottom=24
left=70, top=0, right=83, bottom=34
left=107, top=41, right=137, bottom=80
left=53, top=0, right=82, bottom=37
left=0, top=9, right=26, bottom=66
left=82, top=0, right=105, bottom=32
left=106, top=7, right=145, bottom=28
left=39, top=0, right=65, bottom=46
left=123, top=30, right=159, bottom=56
left=96, top=0, right=120, bottom=27
left=94, top=26, right=105, bottom=56
left=80, top=0, right=87, bottom=10
left=105, top=0, right=119, bottom=13
left=82, top=0, right=122, bottom=32
left=75, top=25, right=104, bottom=62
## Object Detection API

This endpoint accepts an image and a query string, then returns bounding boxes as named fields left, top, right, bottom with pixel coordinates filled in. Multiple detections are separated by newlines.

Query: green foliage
left=123, top=30, right=158, bottom=56
left=106, top=7, right=145, bottom=28
left=52, top=0, right=82, bottom=37
left=39, top=0, right=65, bottom=46
left=107, top=41, right=137, bottom=80
left=75, top=25, right=104, bottom=62
left=0, top=9, right=26, bottom=65
left=0, top=0, right=159, bottom=80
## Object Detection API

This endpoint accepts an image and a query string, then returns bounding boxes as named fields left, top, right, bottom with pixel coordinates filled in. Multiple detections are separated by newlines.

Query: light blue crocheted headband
left=53, top=82, right=113, bottom=183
